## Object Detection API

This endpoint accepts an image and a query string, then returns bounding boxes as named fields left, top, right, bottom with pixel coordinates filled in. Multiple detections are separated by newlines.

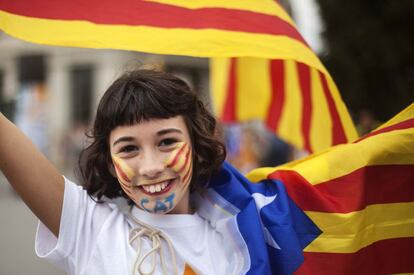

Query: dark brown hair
left=78, top=69, right=226, bottom=201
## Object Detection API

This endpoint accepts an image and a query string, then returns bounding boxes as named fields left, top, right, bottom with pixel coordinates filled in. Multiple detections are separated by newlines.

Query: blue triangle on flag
left=209, top=162, right=322, bottom=274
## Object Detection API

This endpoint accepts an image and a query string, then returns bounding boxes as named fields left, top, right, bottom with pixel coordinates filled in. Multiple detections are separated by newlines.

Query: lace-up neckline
left=125, top=208, right=179, bottom=275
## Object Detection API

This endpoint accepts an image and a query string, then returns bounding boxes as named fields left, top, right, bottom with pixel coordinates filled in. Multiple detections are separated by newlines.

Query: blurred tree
left=316, top=1, right=414, bottom=121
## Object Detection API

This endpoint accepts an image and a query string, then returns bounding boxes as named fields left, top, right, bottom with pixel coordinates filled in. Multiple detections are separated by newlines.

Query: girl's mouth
left=138, top=179, right=175, bottom=195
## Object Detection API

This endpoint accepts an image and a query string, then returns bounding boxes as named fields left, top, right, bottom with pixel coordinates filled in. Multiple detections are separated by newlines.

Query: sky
left=289, top=0, right=324, bottom=54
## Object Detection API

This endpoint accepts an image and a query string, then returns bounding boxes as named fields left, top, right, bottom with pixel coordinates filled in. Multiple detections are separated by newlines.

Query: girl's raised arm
left=0, top=113, right=64, bottom=237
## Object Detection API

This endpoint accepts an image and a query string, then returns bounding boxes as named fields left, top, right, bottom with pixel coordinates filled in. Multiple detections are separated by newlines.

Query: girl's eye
left=159, top=138, right=178, bottom=147
left=118, top=145, right=138, bottom=154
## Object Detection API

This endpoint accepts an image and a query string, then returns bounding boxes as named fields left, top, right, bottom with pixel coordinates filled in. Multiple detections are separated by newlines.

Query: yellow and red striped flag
left=246, top=102, right=414, bottom=274
left=211, top=57, right=357, bottom=153
left=0, top=0, right=357, bottom=153
left=0, top=1, right=317, bottom=60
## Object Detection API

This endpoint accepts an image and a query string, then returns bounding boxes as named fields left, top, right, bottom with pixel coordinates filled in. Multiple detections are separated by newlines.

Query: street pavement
left=0, top=174, right=65, bottom=275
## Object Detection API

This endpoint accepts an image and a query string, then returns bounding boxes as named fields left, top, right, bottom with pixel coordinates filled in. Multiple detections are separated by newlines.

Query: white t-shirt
left=35, top=178, right=248, bottom=275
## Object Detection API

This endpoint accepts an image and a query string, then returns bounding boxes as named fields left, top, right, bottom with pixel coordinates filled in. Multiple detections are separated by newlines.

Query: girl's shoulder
left=63, top=177, right=130, bottom=227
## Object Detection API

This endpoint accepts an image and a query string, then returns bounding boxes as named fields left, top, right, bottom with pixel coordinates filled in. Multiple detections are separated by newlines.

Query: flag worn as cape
left=246, top=102, right=414, bottom=274
left=0, top=0, right=357, bottom=153
left=201, top=161, right=321, bottom=275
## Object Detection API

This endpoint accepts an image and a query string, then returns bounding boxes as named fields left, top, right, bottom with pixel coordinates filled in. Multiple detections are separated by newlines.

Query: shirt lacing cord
left=126, top=209, right=179, bottom=275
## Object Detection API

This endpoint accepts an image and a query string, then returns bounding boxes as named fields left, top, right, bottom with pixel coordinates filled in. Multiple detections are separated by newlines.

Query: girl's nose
left=138, top=151, right=165, bottom=179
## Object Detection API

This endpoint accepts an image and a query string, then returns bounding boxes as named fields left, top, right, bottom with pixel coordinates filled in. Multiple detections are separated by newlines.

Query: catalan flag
left=245, top=102, right=414, bottom=274
left=0, top=0, right=357, bottom=153
left=211, top=57, right=357, bottom=153
left=0, top=1, right=315, bottom=59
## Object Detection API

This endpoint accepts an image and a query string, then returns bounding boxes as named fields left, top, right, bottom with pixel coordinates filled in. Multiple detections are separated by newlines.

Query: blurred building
left=0, top=33, right=209, bottom=173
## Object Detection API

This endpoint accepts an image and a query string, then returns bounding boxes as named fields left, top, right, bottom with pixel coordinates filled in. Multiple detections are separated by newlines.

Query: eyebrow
left=113, top=136, right=135, bottom=146
left=112, top=128, right=182, bottom=146
left=157, top=128, right=183, bottom=136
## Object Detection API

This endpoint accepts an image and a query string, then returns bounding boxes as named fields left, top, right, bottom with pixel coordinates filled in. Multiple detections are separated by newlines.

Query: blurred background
left=0, top=0, right=413, bottom=274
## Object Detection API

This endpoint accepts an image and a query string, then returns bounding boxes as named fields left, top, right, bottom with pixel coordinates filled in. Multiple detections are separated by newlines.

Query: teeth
left=142, top=181, right=170, bottom=194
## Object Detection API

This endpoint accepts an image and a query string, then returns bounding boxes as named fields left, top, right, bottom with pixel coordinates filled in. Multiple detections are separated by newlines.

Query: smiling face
left=109, top=116, right=193, bottom=214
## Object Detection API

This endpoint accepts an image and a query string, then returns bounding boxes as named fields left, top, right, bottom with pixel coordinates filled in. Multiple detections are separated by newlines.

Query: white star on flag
left=252, top=193, right=281, bottom=250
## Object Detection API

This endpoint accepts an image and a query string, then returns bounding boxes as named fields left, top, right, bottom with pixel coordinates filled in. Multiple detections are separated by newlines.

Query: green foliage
left=316, top=0, right=414, bottom=121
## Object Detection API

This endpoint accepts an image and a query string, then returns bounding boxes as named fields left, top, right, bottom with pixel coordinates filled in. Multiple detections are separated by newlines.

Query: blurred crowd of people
left=224, top=121, right=294, bottom=174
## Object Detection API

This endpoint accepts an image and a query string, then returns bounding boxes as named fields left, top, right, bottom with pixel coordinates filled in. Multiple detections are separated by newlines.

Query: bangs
left=95, top=70, right=195, bottom=132
left=113, top=83, right=178, bottom=126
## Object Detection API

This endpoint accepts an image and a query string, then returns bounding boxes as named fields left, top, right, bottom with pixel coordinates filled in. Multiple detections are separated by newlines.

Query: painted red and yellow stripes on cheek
left=164, top=142, right=192, bottom=183
left=112, top=155, right=135, bottom=185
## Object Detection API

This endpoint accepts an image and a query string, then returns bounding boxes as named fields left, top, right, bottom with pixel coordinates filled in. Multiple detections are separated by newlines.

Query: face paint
left=154, top=199, right=168, bottom=213
left=163, top=193, right=175, bottom=209
left=164, top=142, right=193, bottom=186
left=140, top=193, right=176, bottom=213
left=109, top=117, right=194, bottom=214
left=134, top=143, right=192, bottom=214
left=111, top=155, right=138, bottom=200
left=112, top=155, right=135, bottom=186
left=140, top=198, right=150, bottom=211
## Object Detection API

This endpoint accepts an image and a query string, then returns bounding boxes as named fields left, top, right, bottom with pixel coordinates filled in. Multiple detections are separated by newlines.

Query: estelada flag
left=0, top=0, right=358, bottom=153
left=245, top=102, right=414, bottom=274
left=196, top=103, right=414, bottom=274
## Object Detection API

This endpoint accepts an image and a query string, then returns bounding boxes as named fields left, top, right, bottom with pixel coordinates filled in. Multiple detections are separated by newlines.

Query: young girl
left=0, top=70, right=249, bottom=274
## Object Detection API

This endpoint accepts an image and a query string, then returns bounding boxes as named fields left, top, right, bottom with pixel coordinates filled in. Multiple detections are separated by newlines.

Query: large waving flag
left=0, top=0, right=357, bottom=153
left=211, top=57, right=357, bottom=153
left=0, top=1, right=316, bottom=59
left=246, top=102, right=414, bottom=274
